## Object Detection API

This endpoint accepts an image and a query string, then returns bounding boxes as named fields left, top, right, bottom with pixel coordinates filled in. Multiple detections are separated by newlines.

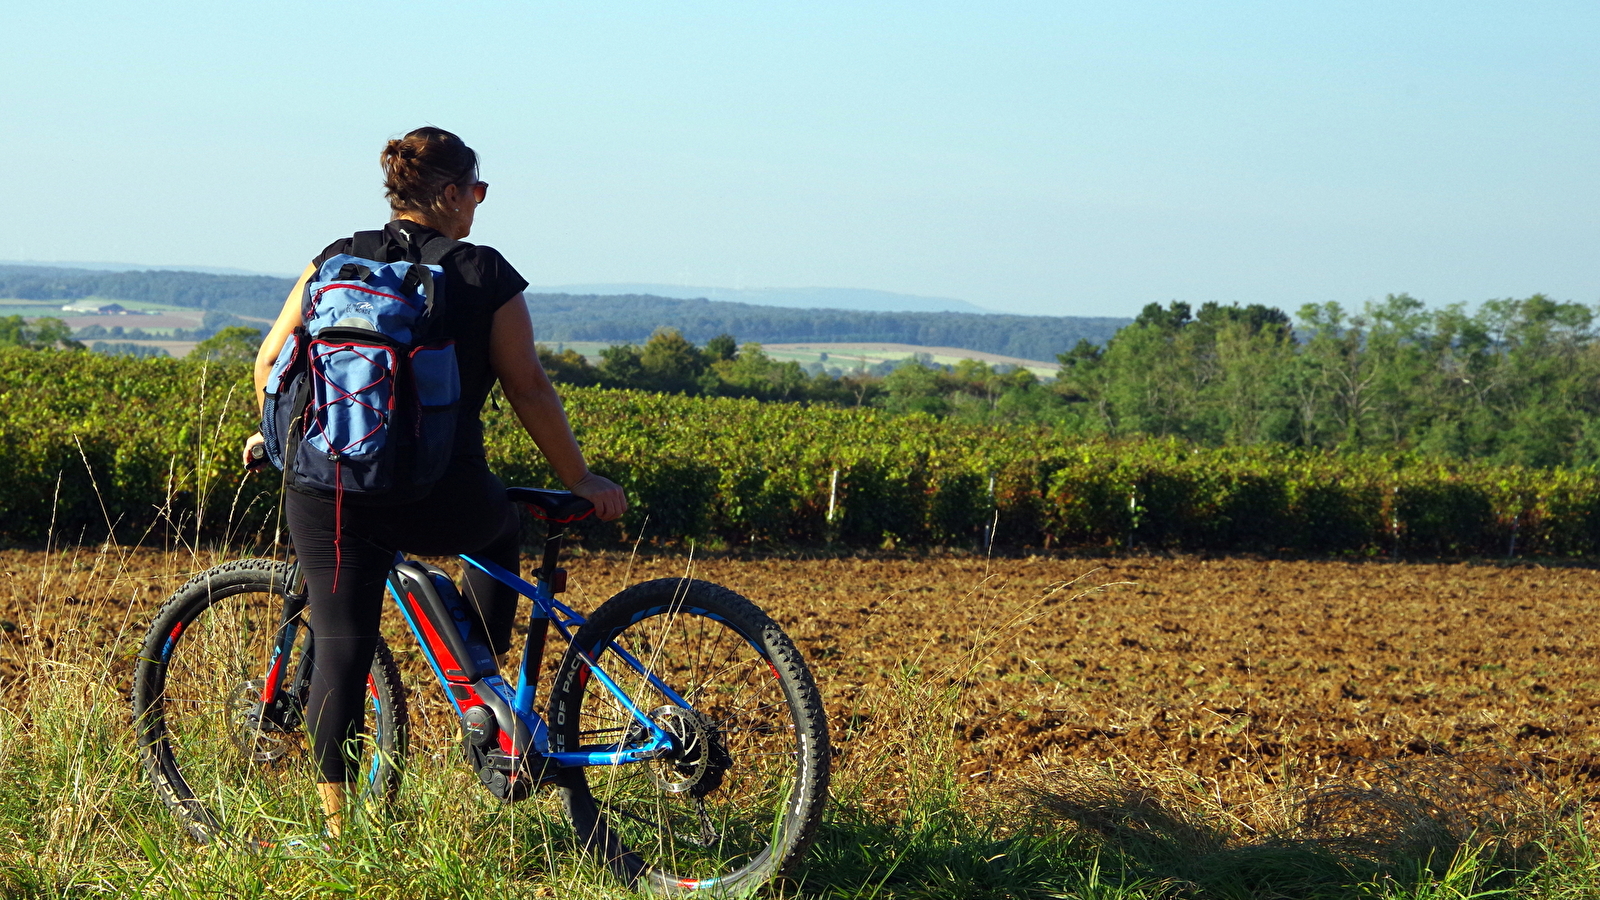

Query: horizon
left=2, top=257, right=1593, bottom=323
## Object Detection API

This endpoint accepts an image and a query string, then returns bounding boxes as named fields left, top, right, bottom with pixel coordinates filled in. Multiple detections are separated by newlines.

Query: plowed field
left=4, top=548, right=1598, bottom=806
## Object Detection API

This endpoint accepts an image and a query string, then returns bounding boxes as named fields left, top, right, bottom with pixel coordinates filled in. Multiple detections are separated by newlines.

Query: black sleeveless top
left=312, top=220, right=528, bottom=460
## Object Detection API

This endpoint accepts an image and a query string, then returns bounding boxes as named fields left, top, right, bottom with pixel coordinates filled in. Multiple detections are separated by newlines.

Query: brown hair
left=379, top=127, right=479, bottom=217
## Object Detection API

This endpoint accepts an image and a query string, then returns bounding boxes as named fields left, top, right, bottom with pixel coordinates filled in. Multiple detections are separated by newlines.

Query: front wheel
left=131, top=559, right=409, bottom=843
left=549, top=578, right=830, bottom=896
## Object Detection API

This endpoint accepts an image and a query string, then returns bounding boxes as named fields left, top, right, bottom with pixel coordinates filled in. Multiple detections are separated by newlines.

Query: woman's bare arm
left=253, top=263, right=315, bottom=412
left=490, top=294, right=626, bottom=520
left=242, top=264, right=314, bottom=465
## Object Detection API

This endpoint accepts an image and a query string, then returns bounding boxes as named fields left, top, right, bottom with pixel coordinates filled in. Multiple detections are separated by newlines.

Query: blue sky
left=2, top=1, right=1596, bottom=317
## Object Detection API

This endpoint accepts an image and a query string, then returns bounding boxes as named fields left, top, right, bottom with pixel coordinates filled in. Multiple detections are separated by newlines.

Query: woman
left=243, top=126, right=625, bottom=836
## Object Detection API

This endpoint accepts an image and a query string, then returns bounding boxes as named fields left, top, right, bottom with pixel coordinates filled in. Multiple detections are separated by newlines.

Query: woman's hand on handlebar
left=242, top=433, right=270, bottom=471
left=570, top=471, right=626, bottom=521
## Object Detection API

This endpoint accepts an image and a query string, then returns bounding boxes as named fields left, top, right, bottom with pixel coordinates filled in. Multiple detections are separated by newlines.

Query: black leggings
left=285, top=459, right=520, bottom=783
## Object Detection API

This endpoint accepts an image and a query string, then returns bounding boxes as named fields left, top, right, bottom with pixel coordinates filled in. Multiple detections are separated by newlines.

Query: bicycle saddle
left=506, top=487, right=595, bottom=523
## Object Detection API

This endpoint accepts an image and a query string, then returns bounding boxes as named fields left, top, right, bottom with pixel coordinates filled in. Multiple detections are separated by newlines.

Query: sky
left=2, top=1, right=1596, bottom=318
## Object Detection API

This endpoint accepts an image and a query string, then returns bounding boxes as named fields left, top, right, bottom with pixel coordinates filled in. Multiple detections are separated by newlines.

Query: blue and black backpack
left=261, top=229, right=462, bottom=501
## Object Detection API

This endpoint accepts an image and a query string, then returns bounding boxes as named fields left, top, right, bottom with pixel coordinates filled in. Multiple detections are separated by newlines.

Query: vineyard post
left=826, top=468, right=838, bottom=523
left=1126, top=490, right=1139, bottom=550
left=1390, top=484, right=1400, bottom=560
left=980, top=471, right=996, bottom=551
left=825, top=467, right=839, bottom=546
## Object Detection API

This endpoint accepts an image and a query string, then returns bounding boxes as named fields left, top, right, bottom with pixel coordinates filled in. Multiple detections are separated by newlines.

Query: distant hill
left=530, top=283, right=990, bottom=314
left=0, top=265, right=291, bottom=320
left=525, top=294, right=1126, bottom=362
left=0, top=265, right=1129, bottom=361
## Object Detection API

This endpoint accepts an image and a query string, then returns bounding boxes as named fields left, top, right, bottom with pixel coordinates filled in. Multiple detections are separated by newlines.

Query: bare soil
left=5, top=548, right=1597, bottom=804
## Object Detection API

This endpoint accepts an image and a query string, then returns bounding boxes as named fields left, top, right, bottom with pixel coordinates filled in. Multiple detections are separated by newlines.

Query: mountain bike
left=131, top=487, right=831, bottom=896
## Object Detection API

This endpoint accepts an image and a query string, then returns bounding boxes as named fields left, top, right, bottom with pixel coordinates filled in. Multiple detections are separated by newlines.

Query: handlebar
left=246, top=442, right=271, bottom=472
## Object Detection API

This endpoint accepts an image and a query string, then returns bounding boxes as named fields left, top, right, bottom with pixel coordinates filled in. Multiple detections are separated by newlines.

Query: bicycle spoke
left=552, top=578, right=829, bottom=890
left=133, top=561, right=408, bottom=844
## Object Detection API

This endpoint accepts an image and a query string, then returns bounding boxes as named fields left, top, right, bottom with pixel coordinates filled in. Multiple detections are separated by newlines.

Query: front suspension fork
left=258, top=563, right=309, bottom=724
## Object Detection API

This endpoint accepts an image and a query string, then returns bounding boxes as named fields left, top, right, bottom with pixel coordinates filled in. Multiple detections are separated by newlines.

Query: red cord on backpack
left=332, top=462, right=344, bottom=592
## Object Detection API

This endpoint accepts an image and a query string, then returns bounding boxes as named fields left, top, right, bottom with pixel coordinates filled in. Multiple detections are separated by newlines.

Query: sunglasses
left=470, top=181, right=488, bottom=204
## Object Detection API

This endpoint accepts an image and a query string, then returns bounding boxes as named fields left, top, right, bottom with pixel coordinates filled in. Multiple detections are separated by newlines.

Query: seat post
left=537, top=525, right=564, bottom=583
left=517, top=523, right=564, bottom=707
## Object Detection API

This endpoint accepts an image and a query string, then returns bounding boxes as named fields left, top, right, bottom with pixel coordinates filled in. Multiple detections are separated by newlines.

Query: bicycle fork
left=255, top=565, right=311, bottom=735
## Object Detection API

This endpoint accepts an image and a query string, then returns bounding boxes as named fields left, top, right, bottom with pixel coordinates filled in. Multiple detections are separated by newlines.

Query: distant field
left=2, top=295, right=193, bottom=315
left=0, top=298, right=80, bottom=317
left=12, top=308, right=1055, bottom=371
left=538, top=340, right=615, bottom=360
left=7, top=297, right=272, bottom=354
left=541, top=339, right=1059, bottom=376
left=87, top=339, right=199, bottom=357
left=60, top=313, right=201, bottom=330
left=761, top=342, right=1058, bottom=377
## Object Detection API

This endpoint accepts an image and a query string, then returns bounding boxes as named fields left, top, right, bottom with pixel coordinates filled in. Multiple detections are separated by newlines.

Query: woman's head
left=380, top=127, right=487, bottom=238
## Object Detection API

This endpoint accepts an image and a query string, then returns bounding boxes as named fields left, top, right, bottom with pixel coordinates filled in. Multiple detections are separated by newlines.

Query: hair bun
left=379, top=126, right=479, bottom=218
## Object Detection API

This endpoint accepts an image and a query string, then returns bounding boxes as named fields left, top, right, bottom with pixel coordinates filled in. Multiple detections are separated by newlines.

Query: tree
left=597, top=343, right=646, bottom=388
left=0, top=315, right=27, bottom=347
left=703, top=333, right=738, bottom=363
left=191, top=326, right=262, bottom=361
left=638, top=328, right=708, bottom=394
left=0, top=316, right=83, bottom=350
left=714, top=343, right=810, bottom=401
left=537, top=345, right=601, bottom=386
left=882, top=359, right=950, bottom=416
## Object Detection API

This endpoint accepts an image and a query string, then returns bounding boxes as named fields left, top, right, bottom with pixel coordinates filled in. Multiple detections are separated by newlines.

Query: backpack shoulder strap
left=396, top=236, right=462, bottom=323
left=417, top=235, right=464, bottom=265
left=349, top=230, right=388, bottom=262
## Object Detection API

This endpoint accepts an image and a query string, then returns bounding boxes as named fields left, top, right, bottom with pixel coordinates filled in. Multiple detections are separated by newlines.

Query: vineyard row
left=1, top=350, right=1597, bottom=556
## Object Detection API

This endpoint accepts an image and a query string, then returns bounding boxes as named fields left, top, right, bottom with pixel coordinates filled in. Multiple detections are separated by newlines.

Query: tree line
left=1053, top=294, right=1600, bottom=468
left=0, top=266, right=290, bottom=319
left=0, top=266, right=1128, bottom=361
left=522, top=292, right=1126, bottom=361
left=541, top=328, right=1063, bottom=420
left=542, top=293, right=1600, bottom=469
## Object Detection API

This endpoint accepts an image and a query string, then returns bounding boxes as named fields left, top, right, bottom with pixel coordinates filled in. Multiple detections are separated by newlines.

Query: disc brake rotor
left=228, top=678, right=300, bottom=763
left=647, top=705, right=731, bottom=797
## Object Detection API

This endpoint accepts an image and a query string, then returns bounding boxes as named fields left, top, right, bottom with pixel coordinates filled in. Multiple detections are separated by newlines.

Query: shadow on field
left=1026, top=755, right=1558, bottom=899
left=799, top=755, right=1566, bottom=899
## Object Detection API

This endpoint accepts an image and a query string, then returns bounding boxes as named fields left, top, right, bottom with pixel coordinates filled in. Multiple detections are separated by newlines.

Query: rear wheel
left=549, top=578, right=830, bottom=896
left=131, top=559, right=408, bottom=843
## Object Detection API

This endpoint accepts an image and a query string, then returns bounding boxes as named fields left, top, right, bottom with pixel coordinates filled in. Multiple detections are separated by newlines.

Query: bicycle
left=131, top=487, right=831, bottom=896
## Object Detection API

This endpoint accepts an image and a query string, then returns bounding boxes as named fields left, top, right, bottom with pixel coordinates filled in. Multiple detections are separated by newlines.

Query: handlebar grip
left=246, top=442, right=270, bottom=472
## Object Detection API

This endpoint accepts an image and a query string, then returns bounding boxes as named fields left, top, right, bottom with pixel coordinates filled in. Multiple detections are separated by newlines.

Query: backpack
left=261, top=229, right=462, bottom=501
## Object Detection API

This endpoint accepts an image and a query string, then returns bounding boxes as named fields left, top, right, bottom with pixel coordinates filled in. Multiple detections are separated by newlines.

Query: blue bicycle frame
left=377, top=511, right=691, bottom=773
